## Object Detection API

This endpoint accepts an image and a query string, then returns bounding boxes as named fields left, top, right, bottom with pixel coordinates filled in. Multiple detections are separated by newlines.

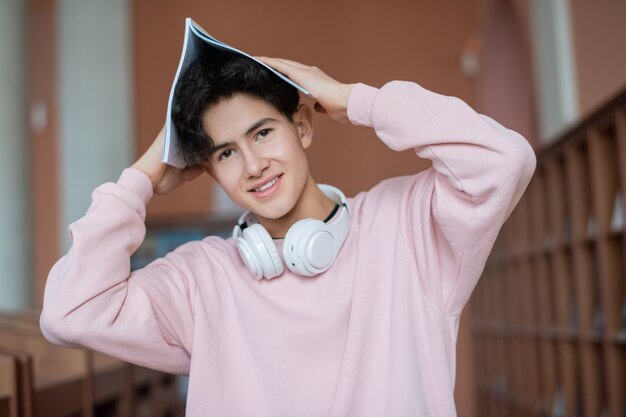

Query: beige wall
left=475, top=0, right=537, bottom=147
left=478, top=0, right=626, bottom=133
left=0, top=0, right=30, bottom=311
left=569, top=0, right=626, bottom=116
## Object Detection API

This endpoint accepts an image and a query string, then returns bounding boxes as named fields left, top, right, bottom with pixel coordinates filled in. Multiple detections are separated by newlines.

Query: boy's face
left=201, top=93, right=313, bottom=221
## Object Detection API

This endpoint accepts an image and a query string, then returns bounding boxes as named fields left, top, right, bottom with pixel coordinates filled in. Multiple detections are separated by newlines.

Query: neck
left=256, top=175, right=336, bottom=239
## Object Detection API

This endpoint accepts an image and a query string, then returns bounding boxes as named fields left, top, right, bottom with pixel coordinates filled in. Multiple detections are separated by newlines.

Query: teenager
left=40, top=52, right=536, bottom=416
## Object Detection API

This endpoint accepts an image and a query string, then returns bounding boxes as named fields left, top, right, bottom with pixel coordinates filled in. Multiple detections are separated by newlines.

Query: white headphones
left=232, top=184, right=351, bottom=280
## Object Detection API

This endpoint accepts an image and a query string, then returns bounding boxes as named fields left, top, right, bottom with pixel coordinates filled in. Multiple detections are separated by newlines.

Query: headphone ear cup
left=241, top=224, right=284, bottom=279
left=284, top=219, right=335, bottom=276
left=283, top=219, right=310, bottom=274
left=236, top=237, right=263, bottom=280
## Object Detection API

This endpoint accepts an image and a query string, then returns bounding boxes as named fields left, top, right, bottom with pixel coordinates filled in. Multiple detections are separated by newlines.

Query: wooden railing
left=469, top=87, right=626, bottom=417
left=0, top=310, right=184, bottom=417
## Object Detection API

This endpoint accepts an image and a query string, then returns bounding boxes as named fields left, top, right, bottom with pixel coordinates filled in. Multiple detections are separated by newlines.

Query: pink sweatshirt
left=40, top=81, right=536, bottom=416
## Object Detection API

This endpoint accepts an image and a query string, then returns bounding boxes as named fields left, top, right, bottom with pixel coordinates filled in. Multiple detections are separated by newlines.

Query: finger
left=255, top=56, right=309, bottom=71
left=255, top=56, right=286, bottom=68
left=256, top=56, right=298, bottom=65
left=255, top=58, right=314, bottom=90
left=275, top=57, right=309, bottom=69
left=254, top=56, right=294, bottom=77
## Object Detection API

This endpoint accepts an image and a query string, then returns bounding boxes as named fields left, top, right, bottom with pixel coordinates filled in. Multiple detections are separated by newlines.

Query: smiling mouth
left=249, top=174, right=283, bottom=193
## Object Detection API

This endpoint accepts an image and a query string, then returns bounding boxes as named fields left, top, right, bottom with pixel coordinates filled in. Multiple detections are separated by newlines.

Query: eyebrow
left=208, top=117, right=278, bottom=157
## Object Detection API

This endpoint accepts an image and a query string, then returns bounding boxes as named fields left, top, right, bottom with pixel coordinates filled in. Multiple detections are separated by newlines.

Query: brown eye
left=258, top=128, right=272, bottom=138
left=218, top=149, right=234, bottom=161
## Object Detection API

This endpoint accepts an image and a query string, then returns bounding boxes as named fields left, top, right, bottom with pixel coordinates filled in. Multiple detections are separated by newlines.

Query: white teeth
left=254, top=177, right=278, bottom=192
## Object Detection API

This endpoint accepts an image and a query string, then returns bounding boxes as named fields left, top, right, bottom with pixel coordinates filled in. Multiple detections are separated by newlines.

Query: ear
left=294, top=103, right=313, bottom=149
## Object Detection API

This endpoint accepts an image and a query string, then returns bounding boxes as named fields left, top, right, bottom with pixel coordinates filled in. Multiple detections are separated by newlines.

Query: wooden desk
left=0, top=310, right=184, bottom=417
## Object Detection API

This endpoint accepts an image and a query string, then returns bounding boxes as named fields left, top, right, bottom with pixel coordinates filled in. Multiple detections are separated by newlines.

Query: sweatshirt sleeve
left=347, top=81, right=536, bottom=316
left=40, top=168, right=197, bottom=375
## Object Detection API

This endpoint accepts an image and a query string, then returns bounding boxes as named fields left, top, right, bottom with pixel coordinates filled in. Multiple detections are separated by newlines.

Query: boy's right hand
left=131, top=126, right=204, bottom=195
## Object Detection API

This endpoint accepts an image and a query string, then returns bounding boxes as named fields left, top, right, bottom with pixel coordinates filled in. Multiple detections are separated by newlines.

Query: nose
left=242, top=148, right=269, bottom=178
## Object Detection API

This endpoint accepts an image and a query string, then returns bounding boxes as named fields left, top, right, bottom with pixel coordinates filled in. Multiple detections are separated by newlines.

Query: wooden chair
left=0, top=311, right=93, bottom=417
left=0, top=351, right=20, bottom=417
left=0, top=347, right=34, bottom=417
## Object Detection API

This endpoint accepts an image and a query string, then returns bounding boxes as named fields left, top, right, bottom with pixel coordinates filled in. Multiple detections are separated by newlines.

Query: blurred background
left=1, top=0, right=625, bottom=416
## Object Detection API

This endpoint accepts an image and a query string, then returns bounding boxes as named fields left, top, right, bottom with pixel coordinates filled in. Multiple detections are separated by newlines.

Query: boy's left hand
left=255, top=56, right=356, bottom=124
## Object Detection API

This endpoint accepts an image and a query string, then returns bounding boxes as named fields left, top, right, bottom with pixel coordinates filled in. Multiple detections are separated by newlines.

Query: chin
left=249, top=200, right=295, bottom=221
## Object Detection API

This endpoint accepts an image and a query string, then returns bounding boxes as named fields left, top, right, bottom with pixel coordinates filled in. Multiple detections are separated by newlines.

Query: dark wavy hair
left=172, top=50, right=300, bottom=166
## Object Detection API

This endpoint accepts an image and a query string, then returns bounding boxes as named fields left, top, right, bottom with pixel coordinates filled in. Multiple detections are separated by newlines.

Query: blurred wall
left=0, top=0, right=31, bottom=311
left=29, top=0, right=60, bottom=306
left=529, top=0, right=579, bottom=141
left=569, top=0, right=626, bottom=117
left=58, top=0, right=135, bottom=251
left=476, top=0, right=537, bottom=146
left=477, top=0, right=626, bottom=142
